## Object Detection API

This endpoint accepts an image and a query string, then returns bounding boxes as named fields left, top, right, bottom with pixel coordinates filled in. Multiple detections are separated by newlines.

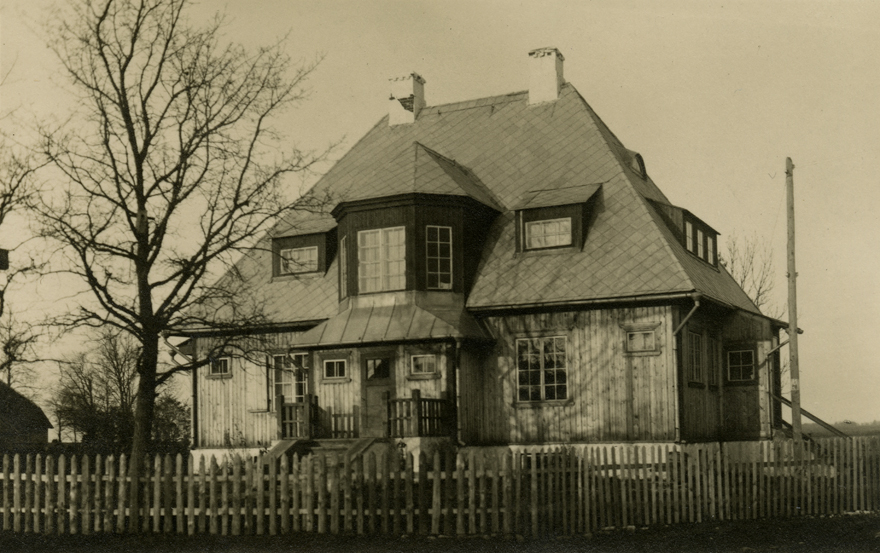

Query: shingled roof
left=235, top=81, right=764, bottom=326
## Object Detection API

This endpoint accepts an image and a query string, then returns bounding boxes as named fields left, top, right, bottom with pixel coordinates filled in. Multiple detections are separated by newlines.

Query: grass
left=1, top=513, right=879, bottom=553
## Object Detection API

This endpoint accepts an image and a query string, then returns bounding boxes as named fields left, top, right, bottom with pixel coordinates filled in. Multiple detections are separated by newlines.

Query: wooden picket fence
left=1, top=436, right=879, bottom=536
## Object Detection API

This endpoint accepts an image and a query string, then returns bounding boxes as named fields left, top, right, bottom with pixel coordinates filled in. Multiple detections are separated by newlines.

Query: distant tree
left=720, top=233, right=780, bottom=318
left=53, top=329, right=188, bottom=454
left=36, top=0, right=329, bottom=500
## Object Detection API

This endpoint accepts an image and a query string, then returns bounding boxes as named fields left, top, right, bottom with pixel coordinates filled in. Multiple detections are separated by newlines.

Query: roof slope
left=0, top=382, right=52, bottom=432
left=244, top=83, right=764, bottom=324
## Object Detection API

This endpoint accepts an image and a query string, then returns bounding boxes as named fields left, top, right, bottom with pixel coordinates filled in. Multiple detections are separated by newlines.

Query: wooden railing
left=276, top=394, right=318, bottom=440
left=387, top=389, right=448, bottom=438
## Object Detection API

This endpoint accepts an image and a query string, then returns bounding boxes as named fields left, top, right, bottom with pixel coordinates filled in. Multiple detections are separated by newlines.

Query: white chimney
left=528, top=47, right=564, bottom=105
left=389, top=73, right=426, bottom=126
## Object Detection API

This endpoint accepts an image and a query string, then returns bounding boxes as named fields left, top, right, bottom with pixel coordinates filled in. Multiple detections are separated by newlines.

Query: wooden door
left=363, top=356, right=394, bottom=437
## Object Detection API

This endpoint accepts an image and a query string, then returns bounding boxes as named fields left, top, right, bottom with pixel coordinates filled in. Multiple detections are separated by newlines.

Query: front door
left=363, top=356, right=395, bottom=437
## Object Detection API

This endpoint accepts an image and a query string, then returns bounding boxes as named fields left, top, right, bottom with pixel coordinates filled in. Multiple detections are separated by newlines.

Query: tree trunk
left=127, top=331, right=159, bottom=531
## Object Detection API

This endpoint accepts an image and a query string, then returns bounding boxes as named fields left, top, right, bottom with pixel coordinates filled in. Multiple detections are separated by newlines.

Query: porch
left=276, top=389, right=451, bottom=440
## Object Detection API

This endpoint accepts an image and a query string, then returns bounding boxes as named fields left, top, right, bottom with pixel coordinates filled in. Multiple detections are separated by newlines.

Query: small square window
left=324, top=359, right=347, bottom=379
left=728, top=350, right=755, bottom=382
left=280, top=246, right=318, bottom=274
left=365, top=357, right=391, bottom=380
left=411, top=355, right=437, bottom=375
left=525, top=218, right=572, bottom=249
left=626, top=331, right=656, bottom=352
left=210, top=357, right=231, bottom=376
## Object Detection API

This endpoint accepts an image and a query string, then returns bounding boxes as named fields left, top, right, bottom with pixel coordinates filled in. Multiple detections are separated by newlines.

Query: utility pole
left=786, top=157, right=803, bottom=442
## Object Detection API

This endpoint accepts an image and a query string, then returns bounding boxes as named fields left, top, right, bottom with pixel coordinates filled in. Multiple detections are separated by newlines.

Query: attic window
left=631, top=153, right=647, bottom=179
left=525, top=218, right=572, bottom=249
left=280, top=246, right=318, bottom=274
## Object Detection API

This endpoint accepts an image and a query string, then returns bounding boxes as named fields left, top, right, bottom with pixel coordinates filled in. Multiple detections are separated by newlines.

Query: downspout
left=672, top=293, right=701, bottom=336
left=671, top=293, right=700, bottom=444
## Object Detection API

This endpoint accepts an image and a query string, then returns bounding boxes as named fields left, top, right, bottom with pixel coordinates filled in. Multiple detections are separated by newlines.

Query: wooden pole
left=786, top=157, right=803, bottom=443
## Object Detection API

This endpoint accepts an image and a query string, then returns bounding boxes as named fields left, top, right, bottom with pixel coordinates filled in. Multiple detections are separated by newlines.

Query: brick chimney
left=528, top=47, right=564, bottom=105
left=389, top=73, right=426, bottom=126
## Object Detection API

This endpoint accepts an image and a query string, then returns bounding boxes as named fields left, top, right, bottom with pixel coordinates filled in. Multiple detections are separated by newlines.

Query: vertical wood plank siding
left=466, top=306, right=677, bottom=444
left=195, top=332, right=304, bottom=448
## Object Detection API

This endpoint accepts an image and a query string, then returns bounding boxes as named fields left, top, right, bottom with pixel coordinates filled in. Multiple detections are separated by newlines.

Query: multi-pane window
left=365, top=357, right=391, bottom=380
left=516, top=337, right=567, bottom=401
left=626, top=330, right=656, bottom=353
left=358, top=227, right=406, bottom=292
left=686, top=221, right=694, bottom=252
left=210, top=357, right=230, bottom=376
left=339, top=236, right=348, bottom=298
left=270, top=353, right=308, bottom=410
left=697, top=229, right=705, bottom=258
left=411, top=354, right=437, bottom=375
left=707, top=235, right=715, bottom=265
left=688, top=331, right=703, bottom=382
left=728, top=350, right=755, bottom=381
left=324, top=359, right=347, bottom=380
left=280, top=246, right=318, bottom=274
left=707, top=337, right=719, bottom=386
left=525, top=218, right=572, bottom=249
left=426, top=226, right=452, bottom=290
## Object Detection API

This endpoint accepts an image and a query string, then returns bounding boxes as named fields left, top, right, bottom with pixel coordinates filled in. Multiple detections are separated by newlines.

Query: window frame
left=425, top=225, right=453, bottom=290
left=524, top=217, right=573, bottom=250
left=339, top=235, right=348, bottom=299
left=707, top=336, right=720, bottom=387
left=364, top=356, right=392, bottom=381
left=323, top=358, right=348, bottom=382
left=358, top=226, right=406, bottom=293
left=514, top=335, right=569, bottom=404
left=279, top=246, right=319, bottom=275
left=621, top=322, right=662, bottom=356
left=727, top=348, right=757, bottom=384
left=208, top=356, right=231, bottom=379
left=410, top=354, right=438, bottom=377
left=269, top=353, right=309, bottom=411
left=688, top=331, right=704, bottom=385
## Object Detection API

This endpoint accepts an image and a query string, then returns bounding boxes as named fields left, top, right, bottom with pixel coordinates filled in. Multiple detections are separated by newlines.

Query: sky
left=1, top=1, right=878, bottom=424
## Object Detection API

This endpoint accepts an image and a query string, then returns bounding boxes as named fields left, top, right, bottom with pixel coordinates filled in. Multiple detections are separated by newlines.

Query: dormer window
left=683, top=215, right=717, bottom=267
left=358, top=227, right=406, bottom=293
left=272, top=229, right=335, bottom=278
left=525, top=217, right=572, bottom=250
left=280, top=246, right=318, bottom=274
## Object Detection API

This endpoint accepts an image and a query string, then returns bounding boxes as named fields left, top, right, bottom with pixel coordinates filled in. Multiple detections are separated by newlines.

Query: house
left=0, top=382, right=52, bottom=451
left=187, top=48, right=785, bottom=461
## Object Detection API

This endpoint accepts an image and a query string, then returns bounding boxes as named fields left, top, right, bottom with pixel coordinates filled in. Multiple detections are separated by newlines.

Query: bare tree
left=0, top=313, right=40, bottom=393
left=36, top=0, right=329, bottom=511
left=54, top=329, right=187, bottom=453
left=720, top=233, right=780, bottom=317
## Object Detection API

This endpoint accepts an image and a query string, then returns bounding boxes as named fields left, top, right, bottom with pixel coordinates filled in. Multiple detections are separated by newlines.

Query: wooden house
left=0, top=382, right=52, bottom=451
left=187, top=48, right=785, bottom=461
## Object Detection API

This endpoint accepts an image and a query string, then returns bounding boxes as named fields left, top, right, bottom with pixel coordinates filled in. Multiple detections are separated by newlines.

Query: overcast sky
left=2, top=1, right=878, bottom=424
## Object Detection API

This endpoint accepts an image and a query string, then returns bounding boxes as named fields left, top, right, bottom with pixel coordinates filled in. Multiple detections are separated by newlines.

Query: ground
left=1, top=514, right=879, bottom=552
